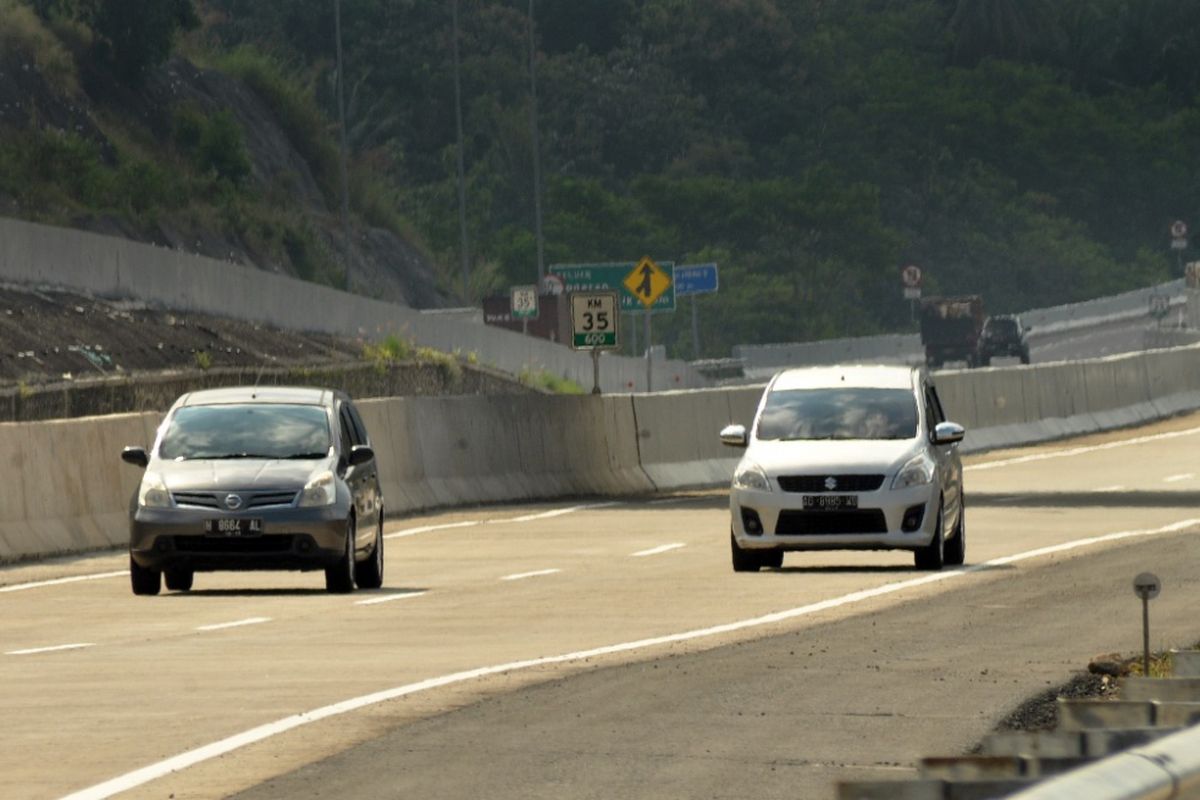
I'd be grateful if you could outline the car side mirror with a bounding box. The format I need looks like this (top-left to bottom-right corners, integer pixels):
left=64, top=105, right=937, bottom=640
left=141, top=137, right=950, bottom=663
left=720, top=424, right=748, bottom=448
left=348, top=444, right=375, bottom=467
left=931, top=421, right=965, bottom=446
left=121, top=446, right=149, bottom=468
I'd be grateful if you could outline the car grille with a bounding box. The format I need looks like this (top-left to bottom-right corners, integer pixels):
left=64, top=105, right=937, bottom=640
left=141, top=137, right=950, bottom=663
left=777, top=475, right=885, bottom=493
left=173, top=535, right=296, bottom=553
left=171, top=491, right=298, bottom=509
left=775, top=510, right=888, bottom=535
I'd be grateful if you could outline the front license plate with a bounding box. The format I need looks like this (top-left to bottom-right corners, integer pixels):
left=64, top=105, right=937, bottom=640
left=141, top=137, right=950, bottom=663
left=205, top=518, right=263, bottom=537
left=802, top=495, right=858, bottom=510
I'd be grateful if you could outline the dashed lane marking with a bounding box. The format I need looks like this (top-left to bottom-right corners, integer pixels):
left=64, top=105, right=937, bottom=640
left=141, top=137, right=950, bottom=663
left=632, top=543, right=686, bottom=557
left=6, top=643, right=95, bottom=656
left=0, top=572, right=127, bottom=593
left=195, top=617, right=271, bottom=632
left=354, top=591, right=428, bottom=606
left=500, top=569, right=561, bottom=582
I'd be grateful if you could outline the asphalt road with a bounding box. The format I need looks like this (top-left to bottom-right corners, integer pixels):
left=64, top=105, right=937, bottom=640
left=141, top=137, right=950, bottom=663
left=4, top=414, right=1200, bottom=800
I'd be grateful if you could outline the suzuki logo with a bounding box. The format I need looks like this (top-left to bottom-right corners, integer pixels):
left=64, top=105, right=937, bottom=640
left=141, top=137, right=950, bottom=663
left=824, top=477, right=837, bottom=491
left=224, top=494, right=244, bottom=510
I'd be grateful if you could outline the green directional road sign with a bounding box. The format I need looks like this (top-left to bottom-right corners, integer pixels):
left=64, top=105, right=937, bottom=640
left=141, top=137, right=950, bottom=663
left=550, top=262, right=675, bottom=312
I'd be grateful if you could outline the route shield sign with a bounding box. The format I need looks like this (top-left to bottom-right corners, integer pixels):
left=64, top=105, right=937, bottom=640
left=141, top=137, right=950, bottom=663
left=570, top=292, right=618, bottom=349
left=623, top=256, right=672, bottom=309
left=510, top=285, right=538, bottom=319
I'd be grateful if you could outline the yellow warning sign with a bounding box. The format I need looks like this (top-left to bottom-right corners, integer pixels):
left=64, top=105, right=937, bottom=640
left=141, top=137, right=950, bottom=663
left=622, top=256, right=672, bottom=309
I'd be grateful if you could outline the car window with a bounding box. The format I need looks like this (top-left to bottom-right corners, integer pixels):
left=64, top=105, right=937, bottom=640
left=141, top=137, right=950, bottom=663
left=924, top=385, right=946, bottom=427
left=345, top=403, right=370, bottom=446
left=159, top=404, right=331, bottom=460
left=756, top=388, right=918, bottom=441
left=338, top=406, right=358, bottom=453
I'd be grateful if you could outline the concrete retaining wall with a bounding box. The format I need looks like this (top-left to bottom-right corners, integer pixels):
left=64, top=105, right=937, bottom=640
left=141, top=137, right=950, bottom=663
left=0, top=216, right=697, bottom=394
left=3, top=345, right=1200, bottom=563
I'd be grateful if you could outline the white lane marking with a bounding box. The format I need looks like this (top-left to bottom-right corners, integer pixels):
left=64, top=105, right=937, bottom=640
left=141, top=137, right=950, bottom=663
left=63, top=517, right=1200, bottom=800
left=385, top=520, right=479, bottom=540
left=0, top=571, right=127, bottom=594
left=384, top=501, right=619, bottom=541
left=1165, top=473, right=1194, bottom=483
left=6, top=642, right=95, bottom=656
left=500, top=569, right=561, bottom=582
left=1097, top=485, right=1125, bottom=493
left=967, top=425, right=1200, bottom=472
left=195, top=617, right=271, bottom=632
left=632, top=543, right=686, bottom=558
left=491, top=502, right=620, bottom=524
left=355, top=591, right=428, bottom=606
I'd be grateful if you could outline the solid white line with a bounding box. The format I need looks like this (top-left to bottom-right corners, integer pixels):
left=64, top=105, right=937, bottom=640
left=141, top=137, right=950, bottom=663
left=632, top=543, right=686, bottom=558
left=1097, top=485, right=1125, bottom=493
left=384, top=502, right=619, bottom=541
left=0, top=571, right=127, bottom=594
left=493, top=502, right=619, bottom=524
left=967, top=425, right=1200, bottom=472
left=354, top=591, right=428, bottom=606
left=6, top=642, right=95, bottom=656
left=500, top=569, right=561, bottom=582
left=1165, top=473, right=1194, bottom=483
left=195, top=617, right=271, bottom=632
left=62, top=517, right=1200, bottom=800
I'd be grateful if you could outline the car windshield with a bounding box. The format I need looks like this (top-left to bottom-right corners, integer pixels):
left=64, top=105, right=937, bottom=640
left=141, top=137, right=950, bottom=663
left=159, top=404, right=332, bottom=460
left=986, top=318, right=1018, bottom=335
left=756, top=388, right=918, bottom=441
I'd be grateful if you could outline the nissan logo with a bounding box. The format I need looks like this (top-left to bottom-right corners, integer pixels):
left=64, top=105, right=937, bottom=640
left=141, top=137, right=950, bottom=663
left=824, top=477, right=838, bottom=491
left=224, top=494, right=244, bottom=510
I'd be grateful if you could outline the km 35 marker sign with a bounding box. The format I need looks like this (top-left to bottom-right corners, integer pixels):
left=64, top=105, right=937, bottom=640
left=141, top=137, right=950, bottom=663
left=570, top=292, right=619, bottom=349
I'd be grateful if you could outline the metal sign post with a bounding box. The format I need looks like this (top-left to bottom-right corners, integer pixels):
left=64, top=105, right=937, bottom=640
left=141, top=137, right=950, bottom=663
left=1133, top=572, right=1161, bottom=676
left=675, top=263, right=719, bottom=360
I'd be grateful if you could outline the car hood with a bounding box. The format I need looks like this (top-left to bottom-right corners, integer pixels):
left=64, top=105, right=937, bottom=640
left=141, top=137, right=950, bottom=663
left=745, top=438, right=920, bottom=475
left=151, top=458, right=331, bottom=491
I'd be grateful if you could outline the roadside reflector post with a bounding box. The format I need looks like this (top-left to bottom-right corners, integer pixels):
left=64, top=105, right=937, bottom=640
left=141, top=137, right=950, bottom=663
left=1132, top=572, right=1161, bottom=676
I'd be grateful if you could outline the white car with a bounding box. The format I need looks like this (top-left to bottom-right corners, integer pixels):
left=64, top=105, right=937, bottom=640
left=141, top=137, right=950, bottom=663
left=720, top=365, right=965, bottom=572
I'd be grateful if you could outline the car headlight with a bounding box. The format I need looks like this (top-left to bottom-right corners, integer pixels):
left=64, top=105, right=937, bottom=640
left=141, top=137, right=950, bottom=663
left=297, top=470, right=337, bottom=507
left=891, top=453, right=935, bottom=490
left=137, top=472, right=171, bottom=508
left=733, top=462, right=772, bottom=492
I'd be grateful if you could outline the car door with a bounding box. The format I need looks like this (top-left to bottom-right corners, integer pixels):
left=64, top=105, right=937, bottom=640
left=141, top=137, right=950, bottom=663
left=344, top=400, right=381, bottom=533
left=923, top=381, right=962, bottom=536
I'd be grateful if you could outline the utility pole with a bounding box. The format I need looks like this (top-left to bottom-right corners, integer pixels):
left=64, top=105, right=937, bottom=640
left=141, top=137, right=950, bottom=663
left=452, top=0, right=470, bottom=301
left=527, top=0, right=545, bottom=287
left=334, top=0, right=353, bottom=286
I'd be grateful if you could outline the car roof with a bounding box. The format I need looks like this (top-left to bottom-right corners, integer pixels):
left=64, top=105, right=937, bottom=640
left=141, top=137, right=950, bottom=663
left=770, top=365, right=919, bottom=392
left=177, top=386, right=339, bottom=407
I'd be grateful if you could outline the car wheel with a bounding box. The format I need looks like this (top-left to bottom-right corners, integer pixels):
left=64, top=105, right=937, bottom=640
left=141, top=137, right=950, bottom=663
left=325, top=516, right=357, bottom=594
left=130, top=555, right=161, bottom=596
left=355, top=515, right=385, bottom=590
left=730, top=532, right=761, bottom=573
left=164, top=569, right=194, bottom=592
left=760, top=549, right=784, bottom=569
left=944, top=495, right=966, bottom=567
left=1020, top=350, right=1031, bottom=364
left=914, top=500, right=945, bottom=571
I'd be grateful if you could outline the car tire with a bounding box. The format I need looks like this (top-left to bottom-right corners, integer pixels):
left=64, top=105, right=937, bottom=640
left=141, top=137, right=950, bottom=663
left=325, top=516, right=357, bottom=594
left=164, top=569, right=194, bottom=592
left=355, top=515, right=385, bottom=590
left=730, top=532, right=761, bottom=573
left=760, top=549, right=784, bottom=569
left=914, top=500, right=945, bottom=571
left=944, top=495, right=966, bottom=567
left=1020, top=350, right=1031, bottom=364
left=130, top=555, right=161, bottom=596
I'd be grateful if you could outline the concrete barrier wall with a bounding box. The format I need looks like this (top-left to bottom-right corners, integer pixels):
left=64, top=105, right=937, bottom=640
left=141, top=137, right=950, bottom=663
left=0, top=216, right=697, bottom=394
left=5, top=345, right=1200, bottom=563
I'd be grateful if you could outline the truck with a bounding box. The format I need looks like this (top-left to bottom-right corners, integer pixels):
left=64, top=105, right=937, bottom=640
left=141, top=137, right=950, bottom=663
left=919, top=295, right=984, bottom=368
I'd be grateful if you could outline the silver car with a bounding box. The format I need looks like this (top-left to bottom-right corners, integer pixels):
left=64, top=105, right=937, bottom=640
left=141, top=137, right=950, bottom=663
left=720, top=365, right=965, bottom=572
left=121, top=386, right=385, bottom=595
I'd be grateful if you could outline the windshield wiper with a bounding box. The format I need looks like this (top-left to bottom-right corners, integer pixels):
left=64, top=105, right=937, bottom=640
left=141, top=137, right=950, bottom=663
left=203, top=453, right=280, bottom=460
left=283, top=452, right=329, bottom=460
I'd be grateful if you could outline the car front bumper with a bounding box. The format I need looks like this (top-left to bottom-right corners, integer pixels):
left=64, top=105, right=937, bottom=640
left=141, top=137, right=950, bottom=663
left=130, top=505, right=350, bottom=572
left=729, top=483, right=939, bottom=551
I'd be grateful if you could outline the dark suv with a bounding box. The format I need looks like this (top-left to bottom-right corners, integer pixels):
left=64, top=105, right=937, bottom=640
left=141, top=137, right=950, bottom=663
left=120, top=386, right=384, bottom=595
left=977, top=315, right=1030, bottom=365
